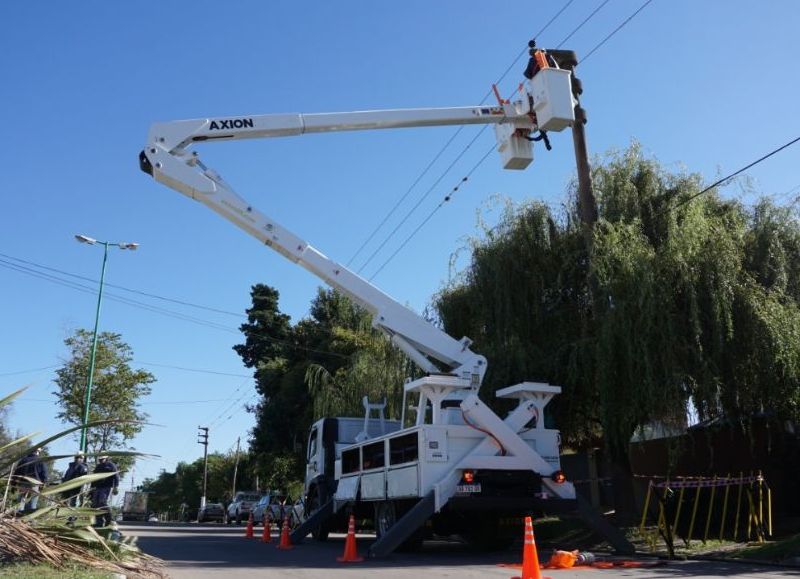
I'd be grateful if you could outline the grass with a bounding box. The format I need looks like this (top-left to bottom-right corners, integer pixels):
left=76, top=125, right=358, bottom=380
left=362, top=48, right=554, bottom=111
left=728, top=533, right=800, bottom=562
left=0, top=562, right=112, bottom=578
left=533, top=516, right=798, bottom=562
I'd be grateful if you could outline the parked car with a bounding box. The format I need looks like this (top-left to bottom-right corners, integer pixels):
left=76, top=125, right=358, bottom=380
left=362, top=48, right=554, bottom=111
left=269, top=497, right=305, bottom=526
left=197, top=502, right=225, bottom=523
left=252, top=492, right=304, bottom=526
left=226, top=491, right=262, bottom=524
left=251, top=494, right=274, bottom=525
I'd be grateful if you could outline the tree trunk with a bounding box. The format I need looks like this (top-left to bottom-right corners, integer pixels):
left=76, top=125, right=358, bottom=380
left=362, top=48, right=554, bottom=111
left=609, top=449, right=638, bottom=526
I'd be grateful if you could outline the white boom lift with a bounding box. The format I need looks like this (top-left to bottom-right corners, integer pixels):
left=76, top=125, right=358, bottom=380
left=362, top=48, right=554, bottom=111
left=140, top=54, right=631, bottom=556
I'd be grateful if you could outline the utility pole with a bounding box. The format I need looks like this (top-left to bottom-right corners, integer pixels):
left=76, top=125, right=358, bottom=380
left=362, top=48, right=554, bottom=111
left=231, top=437, right=241, bottom=499
left=197, top=426, right=209, bottom=511
left=547, top=49, right=598, bottom=233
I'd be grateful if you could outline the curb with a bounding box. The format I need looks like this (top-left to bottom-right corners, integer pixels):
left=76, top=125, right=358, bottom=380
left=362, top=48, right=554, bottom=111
left=690, top=554, right=800, bottom=569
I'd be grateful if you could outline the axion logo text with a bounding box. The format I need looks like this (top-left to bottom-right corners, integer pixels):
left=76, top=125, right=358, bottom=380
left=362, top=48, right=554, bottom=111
left=209, top=118, right=254, bottom=130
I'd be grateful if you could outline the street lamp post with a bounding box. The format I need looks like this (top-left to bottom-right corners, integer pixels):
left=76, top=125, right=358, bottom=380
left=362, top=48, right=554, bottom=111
left=75, top=234, right=139, bottom=453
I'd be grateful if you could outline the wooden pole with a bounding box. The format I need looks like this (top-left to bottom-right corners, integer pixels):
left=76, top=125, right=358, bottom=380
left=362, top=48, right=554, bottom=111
left=231, top=436, right=241, bottom=499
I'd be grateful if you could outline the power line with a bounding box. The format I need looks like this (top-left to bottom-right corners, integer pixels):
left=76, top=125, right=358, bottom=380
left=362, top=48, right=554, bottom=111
left=356, top=125, right=491, bottom=273
left=200, top=378, right=251, bottom=427
left=0, top=257, right=239, bottom=333
left=135, top=361, right=251, bottom=378
left=350, top=1, right=576, bottom=272
left=0, top=251, right=244, bottom=318
left=555, top=0, right=611, bottom=48
left=0, top=364, right=59, bottom=377
left=17, top=397, right=229, bottom=405
left=369, top=144, right=496, bottom=281
left=660, top=136, right=800, bottom=215
left=581, top=0, right=654, bottom=63
left=0, top=249, right=373, bottom=351
left=0, top=256, right=351, bottom=360
left=365, top=0, right=656, bottom=277
left=346, top=129, right=466, bottom=268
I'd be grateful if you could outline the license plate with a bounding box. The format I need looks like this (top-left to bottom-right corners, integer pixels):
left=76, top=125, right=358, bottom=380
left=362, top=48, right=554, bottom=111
left=455, top=484, right=482, bottom=494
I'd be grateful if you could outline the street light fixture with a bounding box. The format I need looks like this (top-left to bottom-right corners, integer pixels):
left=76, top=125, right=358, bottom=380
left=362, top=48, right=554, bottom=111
left=74, top=234, right=139, bottom=453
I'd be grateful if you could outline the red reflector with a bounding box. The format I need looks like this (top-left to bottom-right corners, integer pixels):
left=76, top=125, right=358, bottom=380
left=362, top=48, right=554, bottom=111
left=463, top=470, right=475, bottom=484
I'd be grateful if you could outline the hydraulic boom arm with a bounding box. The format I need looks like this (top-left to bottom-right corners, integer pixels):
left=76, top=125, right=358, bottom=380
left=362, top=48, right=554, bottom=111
left=139, top=69, right=575, bottom=387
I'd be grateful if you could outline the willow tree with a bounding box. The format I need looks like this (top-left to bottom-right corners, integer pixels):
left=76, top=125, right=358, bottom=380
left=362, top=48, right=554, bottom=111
left=236, top=284, right=417, bottom=481
left=304, top=290, right=419, bottom=422
left=435, top=143, right=800, bottom=521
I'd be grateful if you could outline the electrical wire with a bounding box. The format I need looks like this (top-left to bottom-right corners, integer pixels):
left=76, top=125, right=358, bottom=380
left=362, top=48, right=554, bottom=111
left=357, top=126, right=491, bottom=273
left=16, top=397, right=229, bottom=405
left=555, top=0, right=611, bottom=49
left=659, top=136, right=800, bottom=216
left=0, top=251, right=244, bottom=318
left=581, top=0, right=654, bottom=63
left=135, top=361, right=251, bottom=378
left=201, top=378, right=252, bottom=427
left=0, top=364, right=59, bottom=377
left=368, top=144, right=496, bottom=281
left=347, top=129, right=466, bottom=268
left=0, top=257, right=238, bottom=333
left=0, top=248, right=374, bottom=349
left=0, top=256, right=351, bottom=360
left=365, top=0, right=656, bottom=277
left=349, top=1, right=576, bottom=272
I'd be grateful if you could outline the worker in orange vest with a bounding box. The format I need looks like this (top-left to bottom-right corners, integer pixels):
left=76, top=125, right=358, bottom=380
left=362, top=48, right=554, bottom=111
left=523, top=40, right=550, bottom=80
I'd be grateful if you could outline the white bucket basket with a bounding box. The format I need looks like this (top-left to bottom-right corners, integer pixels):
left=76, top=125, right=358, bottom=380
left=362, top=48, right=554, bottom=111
left=530, top=68, right=575, bottom=132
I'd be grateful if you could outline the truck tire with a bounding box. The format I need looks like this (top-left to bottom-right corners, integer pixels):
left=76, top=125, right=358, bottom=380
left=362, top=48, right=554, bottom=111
left=374, top=500, right=424, bottom=552
left=307, top=486, right=330, bottom=542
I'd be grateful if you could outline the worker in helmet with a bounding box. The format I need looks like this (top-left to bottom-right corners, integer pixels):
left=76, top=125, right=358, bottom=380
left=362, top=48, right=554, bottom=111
left=523, top=40, right=550, bottom=80
left=62, top=451, right=88, bottom=506
left=90, top=455, right=120, bottom=527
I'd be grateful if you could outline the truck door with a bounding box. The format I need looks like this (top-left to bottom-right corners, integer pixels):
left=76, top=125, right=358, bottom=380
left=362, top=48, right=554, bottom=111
left=305, top=423, right=322, bottom=488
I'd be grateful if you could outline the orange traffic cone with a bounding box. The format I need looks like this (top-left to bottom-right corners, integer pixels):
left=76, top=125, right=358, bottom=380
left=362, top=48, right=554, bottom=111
left=511, top=516, right=549, bottom=579
left=336, top=514, right=364, bottom=563
left=245, top=512, right=254, bottom=539
left=261, top=516, right=272, bottom=543
left=276, top=516, right=293, bottom=550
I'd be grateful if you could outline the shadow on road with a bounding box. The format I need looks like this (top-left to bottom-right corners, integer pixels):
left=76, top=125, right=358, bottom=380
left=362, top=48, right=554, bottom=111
left=122, top=522, right=791, bottom=577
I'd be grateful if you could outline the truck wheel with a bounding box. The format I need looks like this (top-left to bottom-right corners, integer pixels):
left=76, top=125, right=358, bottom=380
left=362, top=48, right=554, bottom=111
left=374, top=501, right=424, bottom=552
left=308, top=487, right=330, bottom=542
left=374, top=501, right=396, bottom=538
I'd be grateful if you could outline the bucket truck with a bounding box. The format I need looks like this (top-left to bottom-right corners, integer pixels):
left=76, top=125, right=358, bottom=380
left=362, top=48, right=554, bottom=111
left=140, top=52, right=632, bottom=556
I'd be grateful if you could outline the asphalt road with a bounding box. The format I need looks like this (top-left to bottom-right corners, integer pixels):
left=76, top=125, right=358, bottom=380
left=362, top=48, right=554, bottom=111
left=124, top=522, right=797, bottom=579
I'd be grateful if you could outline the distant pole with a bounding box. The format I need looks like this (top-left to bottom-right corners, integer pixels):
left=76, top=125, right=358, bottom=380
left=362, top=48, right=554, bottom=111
left=198, top=426, right=209, bottom=510
left=231, top=437, right=241, bottom=498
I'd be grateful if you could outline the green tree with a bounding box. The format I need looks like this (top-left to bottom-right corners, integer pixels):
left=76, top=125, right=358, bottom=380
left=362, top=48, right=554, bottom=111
left=235, top=284, right=418, bottom=487
left=53, top=329, right=155, bottom=472
left=435, top=144, right=800, bottom=521
left=141, top=450, right=261, bottom=515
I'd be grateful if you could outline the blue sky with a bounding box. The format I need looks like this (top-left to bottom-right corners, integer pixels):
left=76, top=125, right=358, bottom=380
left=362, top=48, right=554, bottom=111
left=2, top=1, right=799, bottom=491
